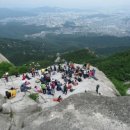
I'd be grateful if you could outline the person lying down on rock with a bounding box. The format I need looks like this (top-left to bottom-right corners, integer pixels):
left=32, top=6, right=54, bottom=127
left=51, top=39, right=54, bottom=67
left=5, top=87, right=17, bottom=99
left=53, top=95, right=63, bottom=102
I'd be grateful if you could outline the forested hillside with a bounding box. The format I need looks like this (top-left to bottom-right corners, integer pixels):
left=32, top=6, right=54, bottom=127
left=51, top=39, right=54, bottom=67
left=61, top=49, right=97, bottom=63
left=61, top=49, right=130, bottom=95
left=0, top=38, right=56, bottom=65
left=0, top=35, right=130, bottom=65
left=95, top=50, right=130, bottom=95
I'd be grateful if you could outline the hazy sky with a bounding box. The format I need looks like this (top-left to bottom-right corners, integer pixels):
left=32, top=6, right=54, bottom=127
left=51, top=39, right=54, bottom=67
left=0, top=0, right=130, bottom=9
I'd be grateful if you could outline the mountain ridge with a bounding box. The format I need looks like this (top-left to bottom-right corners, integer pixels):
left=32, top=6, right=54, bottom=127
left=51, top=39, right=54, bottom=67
left=0, top=53, right=10, bottom=63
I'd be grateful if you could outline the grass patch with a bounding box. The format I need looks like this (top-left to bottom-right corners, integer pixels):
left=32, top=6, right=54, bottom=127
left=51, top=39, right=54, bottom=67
left=111, top=78, right=129, bottom=96
left=29, top=93, right=39, bottom=101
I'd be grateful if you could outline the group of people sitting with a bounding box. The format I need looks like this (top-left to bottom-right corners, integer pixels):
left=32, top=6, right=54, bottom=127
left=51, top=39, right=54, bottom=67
left=5, top=62, right=97, bottom=102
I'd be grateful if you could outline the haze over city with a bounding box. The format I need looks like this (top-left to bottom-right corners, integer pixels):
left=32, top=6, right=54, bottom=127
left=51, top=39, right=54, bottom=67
left=0, top=0, right=130, bottom=9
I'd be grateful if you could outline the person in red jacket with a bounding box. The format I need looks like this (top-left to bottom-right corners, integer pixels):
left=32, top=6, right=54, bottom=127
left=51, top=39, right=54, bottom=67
left=22, top=73, right=26, bottom=80
left=53, top=95, right=62, bottom=102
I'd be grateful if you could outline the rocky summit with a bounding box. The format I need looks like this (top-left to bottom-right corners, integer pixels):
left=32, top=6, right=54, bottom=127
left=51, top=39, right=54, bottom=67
left=0, top=64, right=129, bottom=130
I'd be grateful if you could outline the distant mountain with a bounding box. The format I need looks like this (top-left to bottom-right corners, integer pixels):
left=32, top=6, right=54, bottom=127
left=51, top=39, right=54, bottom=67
left=0, top=8, right=36, bottom=19
left=0, top=7, right=81, bottom=19
left=34, top=6, right=84, bottom=13
left=34, top=6, right=68, bottom=13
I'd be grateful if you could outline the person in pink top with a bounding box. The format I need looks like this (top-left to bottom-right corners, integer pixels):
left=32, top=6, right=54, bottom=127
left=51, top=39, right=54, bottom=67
left=34, top=86, right=42, bottom=93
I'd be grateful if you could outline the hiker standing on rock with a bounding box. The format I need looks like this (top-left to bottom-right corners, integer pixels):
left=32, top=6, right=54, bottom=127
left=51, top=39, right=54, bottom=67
left=96, top=84, right=100, bottom=94
left=63, top=83, right=67, bottom=95
left=31, top=67, right=35, bottom=77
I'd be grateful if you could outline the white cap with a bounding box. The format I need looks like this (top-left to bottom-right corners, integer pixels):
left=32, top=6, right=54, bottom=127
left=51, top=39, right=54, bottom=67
left=6, top=72, right=9, bottom=75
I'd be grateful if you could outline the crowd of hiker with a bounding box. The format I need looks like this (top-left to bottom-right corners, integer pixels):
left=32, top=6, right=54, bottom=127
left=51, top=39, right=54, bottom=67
left=4, top=62, right=99, bottom=101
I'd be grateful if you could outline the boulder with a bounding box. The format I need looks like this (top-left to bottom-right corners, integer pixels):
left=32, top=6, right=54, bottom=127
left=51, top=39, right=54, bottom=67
left=22, top=92, right=130, bottom=130
left=0, top=114, right=11, bottom=130
left=0, top=94, right=6, bottom=111
left=127, top=88, right=130, bottom=95
left=1, top=95, right=41, bottom=129
left=10, top=96, right=41, bottom=128
left=2, top=102, right=11, bottom=114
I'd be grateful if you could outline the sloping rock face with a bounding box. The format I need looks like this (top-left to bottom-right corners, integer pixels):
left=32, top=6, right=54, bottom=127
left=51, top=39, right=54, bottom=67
left=0, top=53, right=10, bottom=63
left=0, top=92, right=130, bottom=130
left=22, top=93, right=130, bottom=130
left=0, top=95, right=41, bottom=130
left=0, top=94, right=10, bottom=130
left=0, top=94, right=5, bottom=111
left=0, top=114, right=11, bottom=130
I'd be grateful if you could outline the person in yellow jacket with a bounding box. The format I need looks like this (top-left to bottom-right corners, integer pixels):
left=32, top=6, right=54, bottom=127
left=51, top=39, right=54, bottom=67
left=9, top=88, right=16, bottom=97
left=6, top=88, right=16, bottom=99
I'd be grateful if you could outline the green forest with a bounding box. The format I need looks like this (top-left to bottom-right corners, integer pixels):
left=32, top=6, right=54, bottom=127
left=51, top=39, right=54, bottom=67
left=1, top=35, right=130, bottom=65
left=95, top=50, right=130, bottom=96
left=61, top=49, right=130, bottom=96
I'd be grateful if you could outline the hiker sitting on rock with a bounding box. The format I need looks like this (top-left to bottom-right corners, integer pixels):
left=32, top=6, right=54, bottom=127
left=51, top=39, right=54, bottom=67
left=75, top=76, right=82, bottom=82
left=67, top=83, right=75, bottom=92
left=67, top=83, right=72, bottom=90
left=22, top=73, right=26, bottom=80
left=45, top=71, right=51, bottom=82
left=63, top=83, right=67, bottom=95
left=5, top=87, right=16, bottom=99
left=26, top=73, right=31, bottom=80
left=56, top=81, right=63, bottom=91
left=41, top=83, right=46, bottom=94
left=46, top=84, right=54, bottom=96
left=35, top=68, right=40, bottom=76
left=78, top=70, right=83, bottom=77
left=31, top=67, right=35, bottom=77
left=40, top=75, right=45, bottom=84
left=34, top=86, right=42, bottom=93
left=72, top=79, right=78, bottom=86
left=83, top=69, right=87, bottom=79
left=89, top=70, right=92, bottom=77
left=20, top=81, right=31, bottom=92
